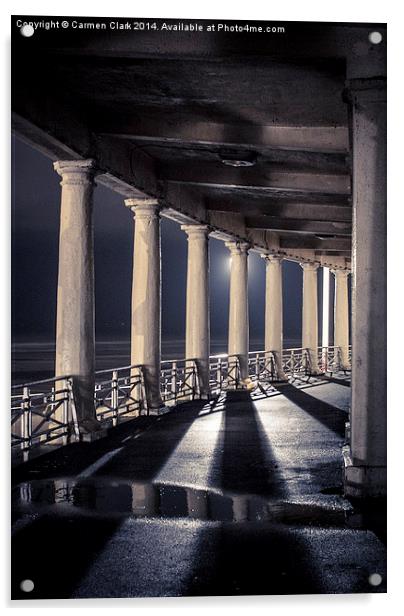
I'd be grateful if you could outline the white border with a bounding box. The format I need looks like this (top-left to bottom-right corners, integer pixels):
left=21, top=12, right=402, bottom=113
left=2, top=1, right=401, bottom=614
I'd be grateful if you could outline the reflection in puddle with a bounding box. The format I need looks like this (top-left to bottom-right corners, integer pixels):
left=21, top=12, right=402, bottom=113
left=13, top=478, right=355, bottom=527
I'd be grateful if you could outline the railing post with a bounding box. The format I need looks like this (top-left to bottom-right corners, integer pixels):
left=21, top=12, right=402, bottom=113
left=111, top=370, right=119, bottom=427
left=171, top=362, right=177, bottom=402
left=291, top=350, right=295, bottom=377
left=321, top=346, right=328, bottom=372
left=270, top=352, right=276, bottom=380
left=67, top=378, right=81, bottom=440
left=216, top=358, right=221, bottom=391
left=49, top=385, right=57, bottom=444
left=255, top=353, right=260, bottom=379
left=62, top=383, right=70, bottom=445
left=138, top=367, right=148, bottom=416
left=304, top=348, right=311, bottom=376
left=192, top=362, right=197, bottom=400
left=22, top=386, right=31, bottom=461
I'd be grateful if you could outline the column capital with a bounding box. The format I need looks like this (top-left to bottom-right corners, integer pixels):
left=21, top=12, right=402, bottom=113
left=53, top=159, right=97, bottom=185
left=181, top=224, right=210, bottom=239
left=261, top=253, right=283, bottom=265
left=125, top=198, right=160, bottom=219
left=225, top=240, right=250, bottom=255
left=300, top=261, right=319, bottom=271
left=331, top=268, right=350, bottom=278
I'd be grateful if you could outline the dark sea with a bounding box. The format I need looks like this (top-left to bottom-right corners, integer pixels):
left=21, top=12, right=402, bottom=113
left=11, top=338, right=301, bottom=386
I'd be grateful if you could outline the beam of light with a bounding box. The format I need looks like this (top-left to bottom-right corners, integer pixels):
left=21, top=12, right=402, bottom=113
left=322, top=267, right=330, bottom=349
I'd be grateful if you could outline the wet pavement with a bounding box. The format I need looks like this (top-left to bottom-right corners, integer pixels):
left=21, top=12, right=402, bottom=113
left=11, top=376, right=387, bottom=599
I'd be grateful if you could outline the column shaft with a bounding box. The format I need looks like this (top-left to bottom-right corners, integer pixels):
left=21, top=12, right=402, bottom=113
left=263, top=255, right=286, bottom=379
left=345, top=79, right=386, bottom=497
left=227, top=242, right=249, bottom=381
left=301, top=262, right=320, bottom=374
left=54, top=159, right=99, bottom=432
left=126, top=199, right=162, bottom=411
left=182, top=225, right=210, bottom=396
left=332, top=270, right=350, bottom=369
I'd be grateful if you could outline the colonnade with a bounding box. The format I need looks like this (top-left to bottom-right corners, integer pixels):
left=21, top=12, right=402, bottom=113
left=52, top=76, right=386, bottom=499
left=52, top=166, right=351, bottom=419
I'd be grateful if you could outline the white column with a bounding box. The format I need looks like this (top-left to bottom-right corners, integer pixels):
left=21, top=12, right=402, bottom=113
left=53, top=160, right=100, bottom=434
left=125, top=198, right=163, bottom=411
left=182, top=225, right=210, bottom=397
left=322, top=267, right=330, bottom=349
left=300, top=262, right=321, bottom=374
left=332, top=269, right=350, bottom=370
left=226, top=241, right=249, bottom=381
left=263, top=254, right=286, bottom=379
left=344, top=78, right=386, bottom=498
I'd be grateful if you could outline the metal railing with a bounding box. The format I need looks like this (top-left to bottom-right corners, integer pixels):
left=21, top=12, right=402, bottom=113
left=318, top=346, right=340, bottom=373
left=94, top=364, right=148, bottom=425
left=282, top=347, right=311, bottom=377
left=247, top=350, right=278, bottom=382
left=318, top=345, right=351, bottom=373
left=11, top=345, right=351, bottom=458
left=160, top=358, right=200, bottom=404
left=208, top=353, right=243, bottom=392
left=11, top=375, right=80, bottom=460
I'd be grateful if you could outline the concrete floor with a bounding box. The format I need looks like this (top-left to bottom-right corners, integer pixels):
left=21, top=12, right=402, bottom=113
left=11, top=377, right=386, bottom=599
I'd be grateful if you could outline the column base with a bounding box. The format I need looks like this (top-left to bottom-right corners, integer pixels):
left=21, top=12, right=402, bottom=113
left=342, top=445, right=387, bottom=498
left=148, top=404, right=171, bottom=416
left=274, top=371, right=289, bottom=382
left=78, top=417, right=108, bottom=442
left=308, top=368, right=323, bottom=377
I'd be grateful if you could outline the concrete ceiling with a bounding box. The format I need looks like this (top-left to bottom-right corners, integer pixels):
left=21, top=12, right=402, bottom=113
left=11, top=19, right=387, bottom=266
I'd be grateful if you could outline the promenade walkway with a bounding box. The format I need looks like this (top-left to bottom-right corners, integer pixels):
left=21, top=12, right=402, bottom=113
left=12, top=377, right=386, bottom=599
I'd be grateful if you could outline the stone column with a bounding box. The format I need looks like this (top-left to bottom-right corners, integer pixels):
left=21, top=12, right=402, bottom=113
left=53, top=160, right=100, bottom=435
left=300, top=262, right=321, bottom=374
left=332, top=269, right=350, bottom=370
left=263, top=254, right=287, bottom=380
left=226, top=241, right=249, bottom=382
left=125, top=198, right=163, bottom=412
left=343, top=78, right=386, bottom=498
left=182, top=225, right=210, bottom=397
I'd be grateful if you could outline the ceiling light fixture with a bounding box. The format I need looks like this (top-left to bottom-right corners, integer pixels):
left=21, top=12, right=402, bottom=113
left=219, top=151, right=257, bottom=168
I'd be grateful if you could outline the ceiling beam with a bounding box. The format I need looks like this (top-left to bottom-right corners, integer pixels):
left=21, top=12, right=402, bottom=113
left=208, top=201, right=352, bottom=222
left=315, top=250, right=352, bottom=256
left=246, top=217, right=351, bottom=236
left=280, top=236, right=351, bottom=250
left=99, top=121, right=349, bottom=153
left=162, top=165, right=350, bottom=194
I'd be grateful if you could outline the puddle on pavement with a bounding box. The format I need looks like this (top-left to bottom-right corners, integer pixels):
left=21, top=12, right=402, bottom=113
left=12, top=477, right=359, bottom=527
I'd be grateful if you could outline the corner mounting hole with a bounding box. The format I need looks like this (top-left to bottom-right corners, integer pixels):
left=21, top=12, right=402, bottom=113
left=369, top=31, right=382, bottom=44
left=368, top=573, right=382, bottom=586
left=20, top=24, right=34, bottom=37
left=20, top=579, right=34, bottom=592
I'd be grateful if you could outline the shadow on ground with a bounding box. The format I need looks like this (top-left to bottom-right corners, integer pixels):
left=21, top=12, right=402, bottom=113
left=274, top=382, right=348, bottom=437
left=11, top=386, right=386, bottom=599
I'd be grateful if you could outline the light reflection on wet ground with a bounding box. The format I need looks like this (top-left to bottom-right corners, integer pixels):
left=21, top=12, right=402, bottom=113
left=13, top=477, right=359, bottom=528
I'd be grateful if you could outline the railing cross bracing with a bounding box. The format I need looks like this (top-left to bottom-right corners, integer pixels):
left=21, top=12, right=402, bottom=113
left=11, top=345, right=351, bottom=457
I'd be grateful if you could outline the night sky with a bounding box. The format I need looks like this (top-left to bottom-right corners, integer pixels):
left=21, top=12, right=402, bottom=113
left=12, top=135, right=312, bottom=354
